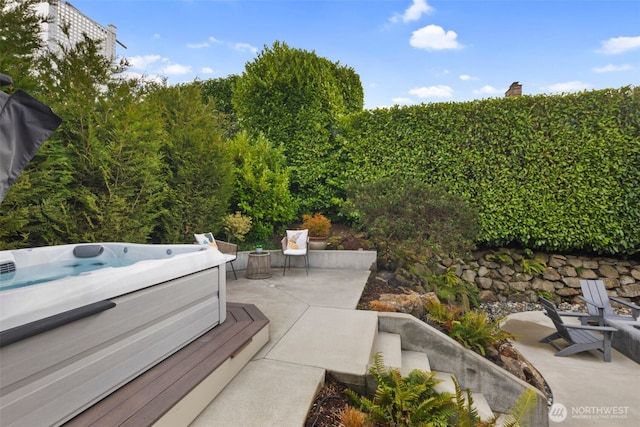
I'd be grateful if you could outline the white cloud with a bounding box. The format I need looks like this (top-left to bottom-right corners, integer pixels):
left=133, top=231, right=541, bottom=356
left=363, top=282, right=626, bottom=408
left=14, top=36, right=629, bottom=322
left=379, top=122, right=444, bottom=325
left=118, top=70, right=165, bottom=85
left=598, top=36, right=640, bottom=54
left=153, top=34, right=160, bottom=40
left=392, top=97, right=412, bottom=104
left=187, top=42, right=209, bottom=49
left=209, top=37, right=223, bottom=44
left=593, top=63, right=633, bottom=73
left=233, top=42, right=258, bottom=54
left=472, top=85, right=502, bottom=95
left=460, top=74, right=478, bottom=81
left=390, top=0, right=433, bottom=23
left=410, top=25, right=462, bottom=50
left=127, top=55, right=162, bottom=70
left=368, top=82, right=378, bottom=88
left=201, top=67, right=214, bottom=74
left=543, top=81, right=592, bottom=93
left=409, top=85, right=453, bottom=98
left=160, top=63, right=192, bottom=75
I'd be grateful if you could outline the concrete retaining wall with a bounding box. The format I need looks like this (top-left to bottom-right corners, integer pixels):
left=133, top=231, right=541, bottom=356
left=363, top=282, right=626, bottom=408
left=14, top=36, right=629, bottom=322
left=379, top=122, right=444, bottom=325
left=378, top=312, right=549, bottom=426
left=234, top=250, right=377, bottom=272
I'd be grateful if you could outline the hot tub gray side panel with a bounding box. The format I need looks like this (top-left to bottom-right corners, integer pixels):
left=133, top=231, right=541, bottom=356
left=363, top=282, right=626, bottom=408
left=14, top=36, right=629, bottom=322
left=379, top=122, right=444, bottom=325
left=0, top=267, right=222, bottom=427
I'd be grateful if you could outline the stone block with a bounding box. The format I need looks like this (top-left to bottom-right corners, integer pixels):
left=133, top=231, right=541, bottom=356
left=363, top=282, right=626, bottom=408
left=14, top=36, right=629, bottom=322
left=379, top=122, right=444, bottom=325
left=556, top=287, right=580, bottom=297
left=462, top=269, right=477, bottom=283
left=513, top=272, right=533, bottom=282
left=548, top=256, right=566, bottom=268
left=566, top=257, right=583, bottom=268
left=476, top=277, right=493, bottom=289
left=615, top=265, right=629, bottom=274
left=598, top=264, right=619, bottom=278
left=479, top=290, right=498, bottom=303
left=618, top=283, right=640, bottom=298
left=578, top=269, right=598, bottom=279
left=477, top=266, right=489, bottom=277
left=507, top=293, right=529, bottom=303
left=531, top=278, right=555, bottom=293
left=487, top=269, right=502, bottom=280
left=509, top=281, right=529, bottom=292
left=562, top=277, right=581, bottom=288
left=479, top=259, right=500, bottom=269
left=582, top=260, right=599, bottom=269
left=493, top=280, right=507, bottom=291
left=542, top=267, right=561, bottom=281
left=631, top=269, right=640, bottom=280
left=498, top=265, right=515, bottom=277
left=557, top=265, right=577, bottom=277
left=620, top=275, right=635, bottom=286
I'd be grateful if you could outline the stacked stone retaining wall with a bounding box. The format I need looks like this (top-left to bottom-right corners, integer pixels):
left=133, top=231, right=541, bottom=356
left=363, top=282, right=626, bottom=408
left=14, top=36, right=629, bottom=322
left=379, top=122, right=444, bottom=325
left=446, top=250, right=640, bottom=304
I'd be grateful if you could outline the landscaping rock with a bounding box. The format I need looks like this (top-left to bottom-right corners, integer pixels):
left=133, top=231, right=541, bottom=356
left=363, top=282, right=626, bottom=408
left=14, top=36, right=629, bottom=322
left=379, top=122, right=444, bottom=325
left=557, top=265, right=577, bottom=277
left=619, top=283, right=640, bottom=298
left=378, top=291, right=439, bottom=318
left=578, top=269, right=598, bottom=279
left=542, top=267, right=561, bottom=281
left=598, top=264, right=619, bottom=278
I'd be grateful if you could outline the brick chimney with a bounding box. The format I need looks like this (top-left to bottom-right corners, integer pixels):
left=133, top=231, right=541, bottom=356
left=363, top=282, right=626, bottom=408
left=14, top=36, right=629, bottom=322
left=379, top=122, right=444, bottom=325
left=505, top=82, right=522, bottom=97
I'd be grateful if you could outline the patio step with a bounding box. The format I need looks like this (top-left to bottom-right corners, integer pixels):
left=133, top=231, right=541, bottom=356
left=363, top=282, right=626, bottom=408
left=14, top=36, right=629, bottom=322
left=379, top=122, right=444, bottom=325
left=368, top=328, right=498, bottom=422
left=371, top=331, right=402, bottom=368
left=469, top=391, right=494, bottom=421
left=400, top=350, right=431, bottom=376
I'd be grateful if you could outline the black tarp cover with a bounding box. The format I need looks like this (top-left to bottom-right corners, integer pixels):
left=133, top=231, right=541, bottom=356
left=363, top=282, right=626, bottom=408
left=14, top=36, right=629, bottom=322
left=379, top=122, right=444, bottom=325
left=0, top=73, right=62, bottom=203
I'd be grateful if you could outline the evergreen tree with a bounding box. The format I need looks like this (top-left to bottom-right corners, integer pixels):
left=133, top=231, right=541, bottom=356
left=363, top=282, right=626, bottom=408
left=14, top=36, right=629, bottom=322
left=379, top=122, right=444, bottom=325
left=233, top=41, right=363, bottom=214
left=149, top=82, right=234, bottom=243
left=227, top=131, right=297, bottom=241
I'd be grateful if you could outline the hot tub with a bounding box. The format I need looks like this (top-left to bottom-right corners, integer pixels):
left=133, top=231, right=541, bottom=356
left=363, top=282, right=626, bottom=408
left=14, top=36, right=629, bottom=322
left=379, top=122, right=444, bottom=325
left=0, top=243, right=228, bottom=427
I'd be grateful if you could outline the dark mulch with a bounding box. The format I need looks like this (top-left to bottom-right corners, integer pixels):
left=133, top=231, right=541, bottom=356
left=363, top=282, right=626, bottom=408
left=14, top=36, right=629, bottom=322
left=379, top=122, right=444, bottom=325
left=304, top=373, right=350, bottom=427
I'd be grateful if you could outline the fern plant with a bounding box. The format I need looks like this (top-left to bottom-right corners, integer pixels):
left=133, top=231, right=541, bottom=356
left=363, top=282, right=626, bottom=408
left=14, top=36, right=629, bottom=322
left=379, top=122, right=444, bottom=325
left=346, top=353, right=456, bottom=426
left=425, top=301, right=515, bottom=357
left=450, top=377, right=536, bottom=427
left=449, top=311, right=515, bottom=357
left=486, top=249, right=514, bottom=265
left=501, top=387, right=537, bottom=427
left=520, top=257, right=546, bottom=275
left=427, top=268, right=480, bottom=309
left=346, top=354, right=537, bottom=427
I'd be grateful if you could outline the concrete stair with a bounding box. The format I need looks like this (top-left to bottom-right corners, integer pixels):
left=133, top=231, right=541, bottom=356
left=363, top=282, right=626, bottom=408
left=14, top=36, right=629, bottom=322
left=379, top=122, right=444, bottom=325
left=368, top=329, right=497, bottom=422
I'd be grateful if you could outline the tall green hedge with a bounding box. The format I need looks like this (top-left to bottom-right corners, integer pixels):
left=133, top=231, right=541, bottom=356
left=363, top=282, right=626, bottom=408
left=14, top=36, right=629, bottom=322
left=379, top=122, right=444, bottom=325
left=233, top=41, right=364, bottom=214
left=337, top=87, right=640, bottom=255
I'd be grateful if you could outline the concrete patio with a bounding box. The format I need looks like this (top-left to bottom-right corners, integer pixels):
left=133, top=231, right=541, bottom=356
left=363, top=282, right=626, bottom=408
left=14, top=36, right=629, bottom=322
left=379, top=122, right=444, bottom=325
left=190, top=256, right=640, bottom=426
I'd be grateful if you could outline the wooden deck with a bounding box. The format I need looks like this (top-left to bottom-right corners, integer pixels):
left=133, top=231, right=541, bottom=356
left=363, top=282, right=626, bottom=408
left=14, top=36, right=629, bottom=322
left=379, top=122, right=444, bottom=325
left=64, top=302, right=269, bottom=427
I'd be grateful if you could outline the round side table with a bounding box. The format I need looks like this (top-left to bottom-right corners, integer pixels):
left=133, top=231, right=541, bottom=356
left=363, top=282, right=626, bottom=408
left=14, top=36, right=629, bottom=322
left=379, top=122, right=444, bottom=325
left=246, top=251, right=272, bottom=279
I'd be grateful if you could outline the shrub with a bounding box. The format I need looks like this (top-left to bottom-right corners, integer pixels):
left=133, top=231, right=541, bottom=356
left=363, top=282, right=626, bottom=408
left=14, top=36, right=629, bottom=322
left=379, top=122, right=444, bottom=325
left=346, top=177, right=480, bottom=261
left=301, top=212, right=331, bottom=238
left=425, top=300, right=515, bottom=357
left=223, top=211, right=252, bottom=242
left=227, top=131, right=297, bottom=242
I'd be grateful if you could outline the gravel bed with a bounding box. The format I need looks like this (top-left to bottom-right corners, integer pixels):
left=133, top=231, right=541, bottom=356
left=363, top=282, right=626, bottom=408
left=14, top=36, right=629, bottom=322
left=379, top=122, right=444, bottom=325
left=480, top=300, right=635, bottom=322
left=479, top=301, right=586, bottom=322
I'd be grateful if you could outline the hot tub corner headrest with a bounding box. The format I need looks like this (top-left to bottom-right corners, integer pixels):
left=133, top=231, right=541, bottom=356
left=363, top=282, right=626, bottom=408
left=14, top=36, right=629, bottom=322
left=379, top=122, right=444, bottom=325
left=73, top=244, right=105, bottom=258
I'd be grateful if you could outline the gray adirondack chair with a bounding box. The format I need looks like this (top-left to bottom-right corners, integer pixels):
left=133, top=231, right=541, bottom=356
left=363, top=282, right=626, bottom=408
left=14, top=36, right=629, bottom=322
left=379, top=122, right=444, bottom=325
left=579, top=280, right=640, bottom=326
left=539, top=297, right=617, bottom=362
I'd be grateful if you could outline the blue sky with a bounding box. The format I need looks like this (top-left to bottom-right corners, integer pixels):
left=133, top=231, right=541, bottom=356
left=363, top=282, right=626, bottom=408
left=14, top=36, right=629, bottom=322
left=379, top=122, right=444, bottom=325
left=71, top=0, right=640, bottom=110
